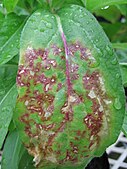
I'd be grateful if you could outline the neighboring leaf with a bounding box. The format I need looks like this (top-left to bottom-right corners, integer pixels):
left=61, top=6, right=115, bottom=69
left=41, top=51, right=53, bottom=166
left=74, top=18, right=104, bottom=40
left=0, top=64, right=18, bottom=101
left=112, top=43, right=127, bottom=49
left=0, top=63, right=18, bottom=149
left=0, top=84, right=17, bottom=149
left=7, top=55, right=19, bottom=65
left=116, top=4, right=127, bottom=16
left=0, top=13, right=26, bottom=65
left=80, top=0, right=86, bottom=6
left=1, top=130, right=35, bottom=169
left=14, top=5, right=125, bottom=169
left=95, top=6, right=121, bottom=23
left=86, top=0, right=127, bottom=11
left=18, top=147, right=35, bottom=169
left=122, top=111, right=127, bottom=137
left=1, top=130, right=24, bottom=169
left=101, top=22, right=127, bottom=42
left=51, top=0, right=85, bottom=10
left=3, top=0, right=19, bottom=13
left=116, top=49, right=127, bottom=87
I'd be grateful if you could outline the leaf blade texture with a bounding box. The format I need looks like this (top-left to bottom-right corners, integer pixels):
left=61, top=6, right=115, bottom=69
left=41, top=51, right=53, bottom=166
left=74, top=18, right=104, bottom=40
left=14, top=5, right=125, bottom=168
left=0, top=64, right=18, bottom=149
left=0, top=13, right=26, bottom=65
left=86, top=0, right=127, bottom=11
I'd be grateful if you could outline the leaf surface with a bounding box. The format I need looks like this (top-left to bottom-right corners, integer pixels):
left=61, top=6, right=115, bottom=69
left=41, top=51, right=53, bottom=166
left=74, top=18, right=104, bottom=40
left=116, top=49, right=127, bottom=87
left=0, top=13, right=25, bottom=65
left=0, top=64, right=18, bottom=149
left=4, top=0, right=19, bottom=13
left=1, top=130, right=24, bottom=169
left=1, top=130, right=35, bottom=169
left=14, top=5, right=125, bottom=168
left=122, top=111, right=127, bottom=137
left=86, top=0, right=127, bottom=11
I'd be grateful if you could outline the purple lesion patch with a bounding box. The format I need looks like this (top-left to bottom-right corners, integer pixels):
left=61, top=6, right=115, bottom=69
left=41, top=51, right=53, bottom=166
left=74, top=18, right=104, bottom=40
left=16, top=41, right=112, bottom=166
left=83, top=70, right=112, bottom=150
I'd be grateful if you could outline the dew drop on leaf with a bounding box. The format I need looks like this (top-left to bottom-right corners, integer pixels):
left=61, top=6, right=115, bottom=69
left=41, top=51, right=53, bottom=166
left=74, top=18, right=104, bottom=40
left=46, top=23, right=53, bottom=29
left=0, top=90, right=5, bottom=95
left=106, top=45, right=113, bottom=55
left=116, top=73, right=120, bottom=79
left=114, top=98, right=122, bottom=110
left=111, top=57, right=117, bottom=65
left=40, top=28, right=45, bottom=32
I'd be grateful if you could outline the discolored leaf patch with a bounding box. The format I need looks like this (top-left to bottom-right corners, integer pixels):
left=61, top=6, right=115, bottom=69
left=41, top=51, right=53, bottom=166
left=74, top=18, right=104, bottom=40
left=14, top=5, right=125, bottom=169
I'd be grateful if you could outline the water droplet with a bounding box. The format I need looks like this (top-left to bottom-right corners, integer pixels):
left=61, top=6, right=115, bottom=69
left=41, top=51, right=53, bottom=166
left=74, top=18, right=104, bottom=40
left=7, top=55, right=11, bottom=58
left=88, top=60, right=100, bottom=68
left=46, top=23, right=52, bottom=29
left=111, top=57, right=117, bottom=65
left=101, top=6, right=109, bottom=10
left=29, top=18, right=36, bottom=23
left=0, top=90, right=5, bottom=95
left=45, top=15, right=49, bottom=18
left=40, top=28, right=45, bottom=32
left=106, top=45, right=113, bottom=55
left=35, top=12, right=41, bottom=16
left=11, top=44, right=14, bottom=47
left=114, top=98, right=122, bottom=110
left=116, top=73, right=120, bottom=79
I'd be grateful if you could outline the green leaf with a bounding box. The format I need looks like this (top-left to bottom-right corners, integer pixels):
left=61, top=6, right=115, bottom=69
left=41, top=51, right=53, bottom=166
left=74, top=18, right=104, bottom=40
left=0, top=63, right=18, bottom=149
left=112, top=43, right=127, bottom=49
left=1, top=130, right=24, bottom=169
left=0, top=64, right=18, bottom=101
left=0, top=13, right=26, bottom=65
left=116, top=4, right=127, bottom=16
left=101, top=22, right=127, bottom=43
left=95, top=6, right=121, bottom=23
left=116, top=49, right=127, bottom=87
left=51, top=0, right=85, bottom=10
left=86, top=0, right=127, bottom=11
left=18, top=147, right=35, bottom=169
left=122, top=111, right=127, bottom=137
left=14, top=5, right=125, bottom=168
left=1, top=130, right=35, bottom=169
left=4, top=0, right=19, bottom=13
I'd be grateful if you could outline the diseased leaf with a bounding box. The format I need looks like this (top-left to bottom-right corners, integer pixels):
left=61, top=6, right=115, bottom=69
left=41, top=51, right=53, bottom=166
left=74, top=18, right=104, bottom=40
left=86, top=0, right=127, bottom=11
left=4, top=0, right=19, bottom=13
left=0, top=64, right=18, bottom=149
left=14, top=5, right=125, bottom=168
left=0, top=13, right=26, bottom=65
